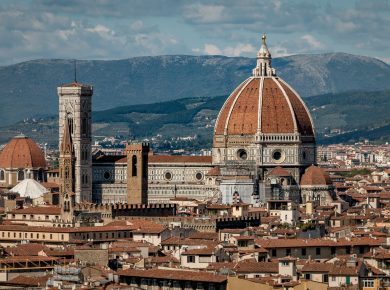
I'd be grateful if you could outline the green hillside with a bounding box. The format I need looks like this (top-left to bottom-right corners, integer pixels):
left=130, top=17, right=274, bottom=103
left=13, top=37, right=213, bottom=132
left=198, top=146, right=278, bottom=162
left=1, top=90, right=390, bottom=149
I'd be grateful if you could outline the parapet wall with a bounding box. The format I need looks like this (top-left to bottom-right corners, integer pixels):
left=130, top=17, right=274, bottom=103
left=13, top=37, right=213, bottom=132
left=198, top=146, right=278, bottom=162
left=117, top=215, right=261, bottom=233
left=74, top=203, right=177, bottom=217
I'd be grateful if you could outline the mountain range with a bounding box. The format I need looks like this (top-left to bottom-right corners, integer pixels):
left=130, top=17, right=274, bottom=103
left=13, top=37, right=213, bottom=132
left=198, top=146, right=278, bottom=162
left=0, top=52, right=389, bottom=126
left=1, top=90, right=389, bottom=148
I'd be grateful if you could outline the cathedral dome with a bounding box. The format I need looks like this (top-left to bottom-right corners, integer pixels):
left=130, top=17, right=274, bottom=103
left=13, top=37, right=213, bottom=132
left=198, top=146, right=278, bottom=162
left=214, top=35, right=314, bottom=138
left=0, top=135, right=46, bottom=169
left=301, top=165, right=332, bottom=186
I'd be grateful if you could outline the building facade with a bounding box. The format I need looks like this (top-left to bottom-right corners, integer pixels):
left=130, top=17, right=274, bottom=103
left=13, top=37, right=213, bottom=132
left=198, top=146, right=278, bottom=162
left=92, top=153, right=216, bottom=204
left=90, top=35, right=323, bottom=205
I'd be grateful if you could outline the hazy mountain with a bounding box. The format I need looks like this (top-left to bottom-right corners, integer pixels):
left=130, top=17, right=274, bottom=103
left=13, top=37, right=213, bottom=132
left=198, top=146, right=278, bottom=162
left=0, top=53, right=389, bottom=126
left=1, top=90, right=389, bottom=147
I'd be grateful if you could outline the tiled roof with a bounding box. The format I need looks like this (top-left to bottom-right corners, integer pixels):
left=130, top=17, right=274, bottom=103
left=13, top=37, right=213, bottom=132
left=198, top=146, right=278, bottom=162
left=255, top=237, right=384, bottom=248
left=117, top=268, right=227, bottom=283
left=4, top=243, right=48, bottom=256
left=149, top=155, right=212, bottom=164
left=268, top=166, right=291, bottom=177
left=98, top=154, right=213, bottom=164
left=301, top=165, right=332, bottom=186
left=6, top=275, right=51, bottom=287
left=9, top=206, right=61, bottom=215
left=0, top=223, right=137, bottom=233
left=207, top=261, right=278, bottom=274
left=206, top=166, right=221, bottom=176
left=301, top=262, right=333, bottom=272
left=0, top=136, right=46, bottom=169
left=181, top=247, right=215, bottom=255
left=188, top=232, right=218, bottom=240
left=214, top=77, right=314, bottom=136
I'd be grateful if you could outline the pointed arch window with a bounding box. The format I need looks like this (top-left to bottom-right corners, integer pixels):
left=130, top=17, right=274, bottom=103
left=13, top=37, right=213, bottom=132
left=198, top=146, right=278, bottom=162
left=0, top=169, right=4, bottom=181
left=132, top=155, right=137, bottom=177
left=65, top=167, right=69, bottom=179
left=17, top=170, right=25, bottom=181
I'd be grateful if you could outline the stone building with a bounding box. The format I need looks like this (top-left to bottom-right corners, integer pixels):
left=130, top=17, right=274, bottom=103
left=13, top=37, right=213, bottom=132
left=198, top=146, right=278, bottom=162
left=58, top=81, right=93, bottom=203
left=0, top=135, right=47, bottom=189
left=92, top=152, right=216, bottom=204
left=91, top=35, right=319, bottom=205
left=212, top=35, right=316, bottom=204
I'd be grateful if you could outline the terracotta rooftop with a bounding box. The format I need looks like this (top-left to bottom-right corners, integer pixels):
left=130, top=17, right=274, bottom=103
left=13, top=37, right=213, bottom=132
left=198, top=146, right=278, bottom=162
left=118, top=268, right=227, bottom=283
left=9, top=206, right=61, bottom=215
left=0, top=135, right=46, bottom=169
left=301, top=165, right=332, bottom=186
left=181, top=247, right=215, bottom=255
left=149, top=155, right=212, bottom=164
left=255, top=237, right=384, bottom=248
left=214, top=77, right=314, bottom=136
left=206, top=166, right=221, bottom=176
left=268, top=166, right=291, bottom=177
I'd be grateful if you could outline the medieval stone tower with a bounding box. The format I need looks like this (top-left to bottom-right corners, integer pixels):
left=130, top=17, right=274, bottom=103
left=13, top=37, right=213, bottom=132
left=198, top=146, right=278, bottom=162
left=126, top=143, right=150, bottom=204
left=59, top=115, right=75, bottom=222
left=58, top=82, right=93, bottom=203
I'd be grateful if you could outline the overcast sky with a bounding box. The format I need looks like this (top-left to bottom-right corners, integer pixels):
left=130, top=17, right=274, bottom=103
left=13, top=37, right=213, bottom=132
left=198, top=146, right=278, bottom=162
left=1, top=0, right=389, bottom=65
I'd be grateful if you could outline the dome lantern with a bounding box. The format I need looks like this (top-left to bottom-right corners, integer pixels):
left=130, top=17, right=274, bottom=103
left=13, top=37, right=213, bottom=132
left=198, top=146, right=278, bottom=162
left=252, top=34, right=276, bottom=77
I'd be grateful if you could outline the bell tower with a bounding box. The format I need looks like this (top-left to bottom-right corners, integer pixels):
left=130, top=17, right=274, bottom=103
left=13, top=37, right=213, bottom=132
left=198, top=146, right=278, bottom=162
left=58, top=80, right=93, bottom=203
left=126, top=143, right=149, bottom=204
left=59, top=115, right=75, bottom=223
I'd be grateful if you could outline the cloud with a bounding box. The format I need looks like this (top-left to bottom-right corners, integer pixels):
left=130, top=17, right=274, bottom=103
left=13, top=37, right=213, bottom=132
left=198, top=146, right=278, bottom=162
left=301, top=34, right=324, bottom=49
left=195, top=43, right=256, bottom=57
left=184, top=4, right=225, bottom=23
left=0, top=0, right=388, bottom=64
left=0, top=2, right=184, bottom=64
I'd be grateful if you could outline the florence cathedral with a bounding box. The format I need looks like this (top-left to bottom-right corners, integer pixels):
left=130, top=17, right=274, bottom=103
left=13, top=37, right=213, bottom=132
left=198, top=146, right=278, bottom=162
left=88, top=35, right=332, bottom=206
left=0, top=35, right=335, bottom=208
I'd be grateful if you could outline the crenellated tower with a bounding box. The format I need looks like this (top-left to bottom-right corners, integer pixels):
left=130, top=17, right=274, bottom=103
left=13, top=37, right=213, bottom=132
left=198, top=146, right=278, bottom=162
left=126, top=143, right=150, bottom=204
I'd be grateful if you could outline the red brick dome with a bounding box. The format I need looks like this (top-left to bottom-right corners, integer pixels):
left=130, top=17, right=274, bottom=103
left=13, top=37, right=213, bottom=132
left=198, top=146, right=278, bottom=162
left=301, top=165, right=332, bottom=186
left=214, top=77, right=314, bottom=136
left=214, top=35, right=314, bottom=138
left=0, top=135, right=46, bottom=169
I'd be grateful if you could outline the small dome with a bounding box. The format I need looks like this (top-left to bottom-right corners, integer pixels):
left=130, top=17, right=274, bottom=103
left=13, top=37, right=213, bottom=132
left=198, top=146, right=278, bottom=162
left=268, top=166, right=291, bottom=177
left=301, top=165, right=332, bottom=186
left=0, top=135, right=46, bottom=169
left=10, top=179, right=48, bottom=199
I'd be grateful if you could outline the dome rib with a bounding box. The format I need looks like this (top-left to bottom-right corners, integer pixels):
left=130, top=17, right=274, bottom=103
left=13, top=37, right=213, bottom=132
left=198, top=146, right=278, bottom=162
left=257, top=77, right=265, bottom=132
left=279, top=79, right=315, bottom=136
left=261, top=78, right=295, bottom=134
left=274, top=78, right=298, bottom=133
left=214, top=78, right=250, bottom=135
left=226, top=78, right=259, bottom=135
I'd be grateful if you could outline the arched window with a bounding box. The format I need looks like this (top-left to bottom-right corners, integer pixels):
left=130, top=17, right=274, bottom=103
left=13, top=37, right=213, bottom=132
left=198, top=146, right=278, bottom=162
left=65, top=167, right=69, bottom=179
left=17, top=170, right=24, bottom=181
left=68, top=117, right=74, bottom=134
left=132, top=155, right=137, bottom=177
left=38, top=169, right=44, bottom=181
left=0, top=169, right=4, bottom=181
left=81, top=117, right=88, bottom=135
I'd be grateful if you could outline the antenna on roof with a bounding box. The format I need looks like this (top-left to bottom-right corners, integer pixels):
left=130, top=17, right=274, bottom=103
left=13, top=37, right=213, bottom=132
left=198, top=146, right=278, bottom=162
left=74, top=59, right=77, bottom=83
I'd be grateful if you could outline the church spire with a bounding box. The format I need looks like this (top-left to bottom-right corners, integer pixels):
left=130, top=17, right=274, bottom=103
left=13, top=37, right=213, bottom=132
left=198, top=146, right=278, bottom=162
left=252, top=34, right=276, bottom=77
left=60, top=115, right=73, bottom=155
